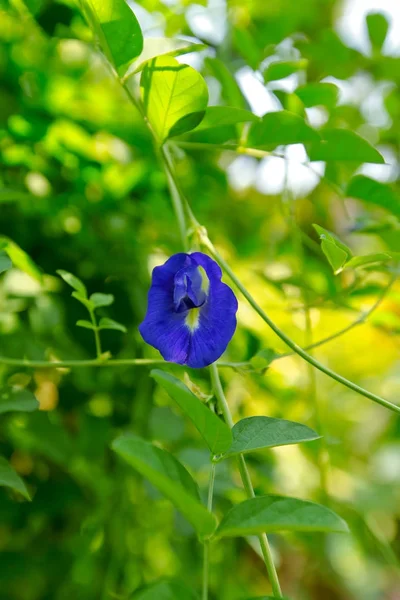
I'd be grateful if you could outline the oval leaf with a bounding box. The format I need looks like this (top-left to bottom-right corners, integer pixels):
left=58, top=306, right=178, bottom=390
left=216, top=495, right=349, bottom=537
left=140, top=56, right=209, bottom=142
left=264, top=59, right=308, bottom=82
left=220, top=416, right=320, bottom=460
left=127, top=37, right=206, bottom=77
left=111, top=433, right=216, bottom=536
left=308, top=129, right=385, bottom=163
left=0, top=457, right=30, bottom=500
left=295, top=83, right=339, bottom=108
left=0, top=387, right=39, bottom=415
left=90, top=292, right=114, bottom=308
left=98, top=317, right=127, bottom=332
left=0, top=237, right=42, bottom=283
left=82, top=0, right=143, bottom=76
left=151, top=370, right=232, bottom=455
left=248, top=111, right=319, bottom=150
left=57, top=270, right=87, bottom=297
left=347, top=175, right=400, bottom=217
left=130, top=580, right=198, bottom=600
left=193, top=106, right=259, bottom=132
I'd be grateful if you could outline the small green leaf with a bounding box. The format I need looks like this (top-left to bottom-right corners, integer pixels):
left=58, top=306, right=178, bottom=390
left=112, top=433, right=216, bottom=536
left=215, top=495, right=349, bottom=537
left=344, top=253, right=393, bottom=270
left=264, top=59, right=308, bottom=82
left=366, top=12, right=389, bottom=53
left=141, top=56, right=209, bottom=142
left=249, top=349, right=278, bottom=370
left=193, top=106, right=259, bottom=132
left=0, top=387, right=39, bottom=415
left=76, top=320, right=97, bottom=330
left=0, top=237, right=42, bottom=282
left=347, top=175, right=400, bottom=218
left=151, top=370, right=232, bottom=455
left=308, top=129, right=385, bottom=163
left=71, top=292, right=95, bottom=311
left=313, top=224, right=352, bottom=274
left=248, top=111, right=319, bottom=150
left=220, top=417, right=320, bottom=460
left=130, top=580, right=198, bottom=599
left=295, top=83, right=339, bottom=108
left=82, top=0, right=143, bottom=76
left=0, top=457, right=30, bottom=500
left=127, top=37, right=206, bottom=76
left=205, top=57, right=246, bottom=109
left=0, top=252, right=12, bottom=274
left=90, top=292, right=114, bottom=308
left=98, top=318, right=127, bottom=333
left=57, top=270, right=87, bottom=297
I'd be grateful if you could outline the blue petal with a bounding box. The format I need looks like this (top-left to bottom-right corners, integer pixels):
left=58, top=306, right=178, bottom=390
left=139, top=252, right=238, bottom=368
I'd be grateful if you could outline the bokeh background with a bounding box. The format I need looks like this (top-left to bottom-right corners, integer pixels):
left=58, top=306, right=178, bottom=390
left=1, top=0, right=400, bottom=598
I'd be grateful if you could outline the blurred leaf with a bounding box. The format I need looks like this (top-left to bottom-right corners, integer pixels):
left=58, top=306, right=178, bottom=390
left=98, top=317, right=127, bottom=332
left=264, top=59, right=308, bottom=82
left=248, top=111, right=319, bottom=150
left=295, top=83, right=339, bottom=108
left=314, top=224, right=352, bottom=274
left=366, top=12, right=389, bottom=53
left=216, top=495, right=349, bottom=537
left=347, top=175, right=400, bottom=218
left=89, top=292, right=114, bottom=308
left=193, top=106, right=258, bottom=132
left=57, top=270, right=87, bottom=297
left=130, top=579, right=198, bottom=599
left=0, top=252, right=12, bottom=274
left=0, top=388, right=39, bottom=415
left=111, top=433, right=216, bottom=536
left=344, top=253, right=394, bottom=270
left=0, top=238, right=42, bottom=283
left=71, top=292, right=95, bottom=311
left=250, top=348, right=279, bottom=370
left=82, top=0, right=143, bottom=76
left=151, top=370, right=232, bottom=455
left=128, top=38, right=206, bottom=76
left=140, top=56, right=209, bottom=142
left=205, top=57, right=246, bottom=109
left=220, top=417, right=320, bottom=460
left=76, top=319, right=96, bottom=330
left=308, top=130, right=385, bottom=163
left=0, top=457, right=30, bottom=500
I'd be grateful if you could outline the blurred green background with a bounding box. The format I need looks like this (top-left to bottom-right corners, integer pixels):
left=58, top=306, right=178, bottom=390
left=1, top=0, right=400, bottom=598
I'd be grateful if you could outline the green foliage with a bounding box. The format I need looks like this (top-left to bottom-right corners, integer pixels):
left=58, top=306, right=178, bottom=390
left=130, top=579, right=198, bottom=599
left=111, top=433, right=217, bottom=536
left=216, top=495, right=349, bottom=537
left=0, top=457, right=31, bottom=500
left=141, top=56, right=208, bottom=142
left=151, top=369, right=232, bottom=455
left=248, top=111, right=319, bottom=150
left=309, top=130, right=385, bottom=163
left=219, top=416, right=320, bottom=460
left=0, top=387, right=39, bottom=414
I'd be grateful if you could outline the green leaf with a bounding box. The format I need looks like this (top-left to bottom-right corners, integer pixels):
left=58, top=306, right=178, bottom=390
left=76, top=319, right=97, bottom=330
left=151, top=370, right=232, bottom=455
left=71, top=292, right=95, bottom=311
left=249, top=349, right=278, bottom=371
left=344, top=253, right=393, bottom=270
left=308, top=129, right=385, bottom=163
left=313, top=224, right=352, bottom=274
left=0, top=252, right=12, bottom=274
left=82, top=0, right=143, bottom=76
left=57, top=270, right=87, bottom=297
left=366, top=12, right=389, bottom=53
left=248, top=111, right=319, bottom=150
left=111, top=433, right=216, bottom=536
left=89, top=292, right=114, bottom=308
left=130, top=580, right=198, bottom=600
left=220, top=417, right=320, bottom=460
left=193, top=106, right=259, bottom=132
left=0, top=387, right=39, bottom=414
left=127, top=37, right=206, bottom=76
left=98, top=317, right=127, bottom=333
left=347, top=175, right=400, bottom=217
left=295, top=83, right=339, bottom=108
left=140, top=56, right=209, bottom=142
left=215, top=495, right=349, bottom=537
left=205, top=57, right=246, bottom=109
left=264, top=59, right=308, bottom=82
left=0, top=237, right=42, bottom=282
left=0, top=457, right=30, bottom=500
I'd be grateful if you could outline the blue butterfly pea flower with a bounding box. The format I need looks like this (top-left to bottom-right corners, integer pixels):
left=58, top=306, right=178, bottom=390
left=139, top=252, right=238, bottom=368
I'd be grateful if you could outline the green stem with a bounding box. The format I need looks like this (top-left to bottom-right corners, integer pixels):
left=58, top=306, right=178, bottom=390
left=160, top=145, right=189, bottom=250
left=89, top=309, right=102, bottom=359
left=203, top=236, right=400, bottom=415
left=202, top=462, right=216, bottom=600
left=210, top=364, right=283, bottom=598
